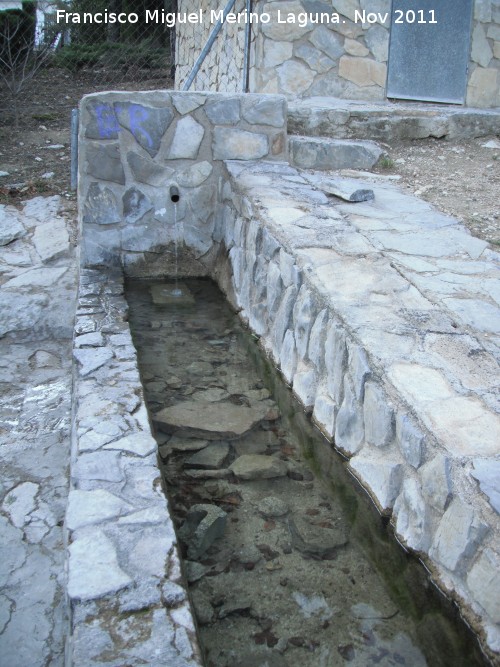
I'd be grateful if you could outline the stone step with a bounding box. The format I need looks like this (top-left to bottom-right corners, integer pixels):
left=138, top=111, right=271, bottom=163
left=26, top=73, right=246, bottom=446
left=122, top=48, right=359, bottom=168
left=288, top=96, right=500, bottom=142
left=288, top=136, right=384, bottom=171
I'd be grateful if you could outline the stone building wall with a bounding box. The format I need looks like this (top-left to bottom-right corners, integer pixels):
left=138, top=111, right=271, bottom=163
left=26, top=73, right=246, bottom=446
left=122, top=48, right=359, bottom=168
left=78, top=91, right=287, bottom=276
left=175, top=0, right=256, bottom=93
left=175, top=0, right=500, bottom=108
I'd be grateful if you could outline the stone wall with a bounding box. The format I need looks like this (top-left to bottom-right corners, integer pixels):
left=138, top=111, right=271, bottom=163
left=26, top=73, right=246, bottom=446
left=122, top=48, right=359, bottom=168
left=175, top=0, right=255, bottom=93
left=175, top=0, right=500, bottom=108
left=78, top=91, right=287, bottom=276
left=211, top=161, right=500, bottom=660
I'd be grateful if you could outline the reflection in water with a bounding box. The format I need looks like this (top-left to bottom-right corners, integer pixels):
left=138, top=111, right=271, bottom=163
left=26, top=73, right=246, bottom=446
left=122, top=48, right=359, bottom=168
left=127, top=278, right=487, bottom=667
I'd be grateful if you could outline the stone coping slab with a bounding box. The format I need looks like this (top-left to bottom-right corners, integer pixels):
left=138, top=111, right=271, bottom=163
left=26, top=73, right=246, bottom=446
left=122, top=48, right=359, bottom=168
left=69, top=268, right=202, bottom=667
left=217, top=160, right=500, bottom=659
left=288, top=96, right=500, bottom=140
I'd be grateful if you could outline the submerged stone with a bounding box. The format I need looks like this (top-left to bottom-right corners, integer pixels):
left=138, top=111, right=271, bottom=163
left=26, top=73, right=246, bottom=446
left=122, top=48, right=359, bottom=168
left=178, top=504, right=227, bottom=559
left=150, top=283, right=195, bottom=306
left=154, top=401, right=273, bottom=440
left=229, top=454, right=288, bottom=480
left=185, top=442, right=230, bottom=469
left=288, top=513, right=348, bottom=559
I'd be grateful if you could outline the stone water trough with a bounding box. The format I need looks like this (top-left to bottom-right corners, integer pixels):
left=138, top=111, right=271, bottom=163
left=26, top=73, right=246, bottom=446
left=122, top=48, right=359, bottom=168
left=71, top=90, right=500, bottom=665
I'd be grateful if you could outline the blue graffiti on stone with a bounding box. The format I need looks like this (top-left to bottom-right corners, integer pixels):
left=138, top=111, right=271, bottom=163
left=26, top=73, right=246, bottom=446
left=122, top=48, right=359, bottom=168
left=95, top=104, right=120, bottom=138
left=95, top=103, right=153, bottom=150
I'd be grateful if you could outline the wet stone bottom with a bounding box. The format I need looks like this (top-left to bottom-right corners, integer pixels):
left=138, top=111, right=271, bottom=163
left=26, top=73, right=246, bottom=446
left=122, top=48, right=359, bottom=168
left=127, top=278, right=487, bottom=667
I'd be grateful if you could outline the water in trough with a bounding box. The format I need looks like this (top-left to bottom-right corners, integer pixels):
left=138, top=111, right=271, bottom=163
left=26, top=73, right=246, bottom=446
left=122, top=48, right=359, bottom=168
left=126, top=277, right=488, bottom=667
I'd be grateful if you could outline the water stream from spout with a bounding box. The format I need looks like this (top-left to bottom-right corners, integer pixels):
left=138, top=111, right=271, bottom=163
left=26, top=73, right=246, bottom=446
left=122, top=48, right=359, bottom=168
left=172, top=202, right=182, bottom=297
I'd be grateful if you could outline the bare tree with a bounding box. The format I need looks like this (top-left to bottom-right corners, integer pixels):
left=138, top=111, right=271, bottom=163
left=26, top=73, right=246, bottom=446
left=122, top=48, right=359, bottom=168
left=0, top=2, right=58, bottom=127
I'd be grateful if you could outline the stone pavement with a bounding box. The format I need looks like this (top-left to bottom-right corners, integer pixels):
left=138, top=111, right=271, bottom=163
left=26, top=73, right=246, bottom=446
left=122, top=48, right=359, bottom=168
left=0, top=196, right=76, bottom=666
left=0, top=195, right=202, bottom=666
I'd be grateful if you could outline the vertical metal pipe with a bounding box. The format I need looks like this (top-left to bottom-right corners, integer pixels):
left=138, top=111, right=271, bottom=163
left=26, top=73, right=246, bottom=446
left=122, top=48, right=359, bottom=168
left=70, top=108, right=79, bottom=191
left=242, top=0, right=252, bottom=92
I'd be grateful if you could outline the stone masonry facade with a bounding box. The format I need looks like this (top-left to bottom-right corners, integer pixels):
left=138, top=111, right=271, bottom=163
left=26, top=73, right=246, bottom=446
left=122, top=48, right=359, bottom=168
left=175, top=0, right=500, bottom=108
left=175, top=0, right=254, bottom=93
left=78, top=91, right=500, bottom=661
left=78, top=91, right=287, bottom=276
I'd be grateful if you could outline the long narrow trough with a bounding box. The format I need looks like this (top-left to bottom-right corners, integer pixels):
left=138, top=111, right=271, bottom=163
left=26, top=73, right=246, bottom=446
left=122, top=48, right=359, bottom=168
left=70, top=90, right=500, bottom=665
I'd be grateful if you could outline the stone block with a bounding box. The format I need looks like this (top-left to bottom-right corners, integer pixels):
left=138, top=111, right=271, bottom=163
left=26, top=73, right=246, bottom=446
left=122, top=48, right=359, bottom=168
left=347, top=342, right=371, bottom=400
left=271, top=285, right=298, bottom=359
left=68, top=529, right=132, bottom=600
left=294, top=43, right=335, bottom=73
left=289, top=137, right=383, bottom=170
left=171, top=92, right=206, bottom=115
left=84, top=101, right=119, bottom=139
left=229, top=454, right=288, bottom=480
left=82, top=183, right=121, bottom=225
left=471, top=24, right=493, bottom=68
left=309, top=25, right=344, bottom=60
left=430, top=499, right=489, bottom=573
left=467, top=549, right=500, bottom=621
left=335, top=376, right=364, bottom=454
left=313, top=392, right=336, bottom=439
left=364, top=25, right=389, bottom=62
left=466, top=67, right=499, bottom=107
left=339, top=56, right=386, bottom=87
left=363, top=381, right=394, bottom=447
left=168, top=116, right=205, bottom=159
left=85, top=144, right=125, bottom=185
left=0, top=206, right=25, bottom=246
left=175, top=161, right=213, bottom=188
left=325, top=321, right=347, bottom=403
left=276, top=60, right=315, bottom=95
left=122, top=188, right=153, bottom=224
left=419, top=454, right=452, bottom=513
left=293, top=285, right=317, bottom=359
left=349, top=453, right=403, bottom=512
left=205, top=97, right=240, bottom=125
left=344, top=38, right=369, bottom=57
left=396, top=413, right=425, bottom=469
left=279, top=248, right=299, bottom=287
left=267, top=260, right=284, bottom=319
left=66, top=490, right=132, bottom=530
left=114, top=101, right=174, bottom=157
left=280, top=329, right=297, bottom=384
left=262, top=1, right=314, bottom=40
left=127, top=152, right=174, bottom=187
left=83, top=225, right=121, bottom=267
left=293, top=362, right=318, bottom=409
left=241, top=96, right=286, bottom=128
left=307, top=308, right=328, bottom=367
left=332, top=0, right=361, bottom=22
left=213, top=127, right=269, bottom=160
left=393, top=479, right=430, bottom=552
left=263, top=39, right=293, bottom=67
left=475, top=0, right=492, bottom=22
left=470, top=459, right=500, bottom=514
left=33, top=220, right=69, bottom=263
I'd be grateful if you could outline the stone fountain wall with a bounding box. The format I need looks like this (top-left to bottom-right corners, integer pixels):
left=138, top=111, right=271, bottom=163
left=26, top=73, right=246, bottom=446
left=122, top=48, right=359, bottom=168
left=77, top=90, right=500, bottom=662
left=78, top=91, right=287, bottom=276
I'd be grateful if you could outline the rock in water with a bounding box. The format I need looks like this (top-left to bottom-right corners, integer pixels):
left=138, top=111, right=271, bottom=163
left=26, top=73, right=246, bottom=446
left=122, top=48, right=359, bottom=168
left=288, top=513, right=348, bottom=559
left=153, top=400, right=275, bottom=440
left=178, top=504, right=227, bottom=559
left=229, top=455, right=288, bottom=480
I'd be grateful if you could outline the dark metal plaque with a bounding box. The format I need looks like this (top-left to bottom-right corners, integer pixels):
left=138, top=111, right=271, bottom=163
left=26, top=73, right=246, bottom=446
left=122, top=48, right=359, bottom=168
left=387, top=0, right=474, bottom=104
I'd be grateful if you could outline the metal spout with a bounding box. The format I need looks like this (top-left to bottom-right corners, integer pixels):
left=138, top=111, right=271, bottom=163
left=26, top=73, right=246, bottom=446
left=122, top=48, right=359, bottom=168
left=170, top=185, right=180, bottom=203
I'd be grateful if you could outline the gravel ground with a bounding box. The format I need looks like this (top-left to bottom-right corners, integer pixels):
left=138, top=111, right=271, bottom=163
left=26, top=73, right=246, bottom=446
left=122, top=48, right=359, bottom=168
left=373, top=136, right=500, bottom=247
